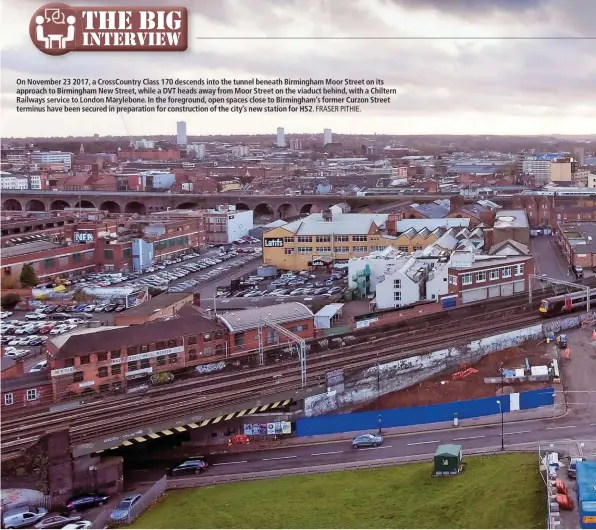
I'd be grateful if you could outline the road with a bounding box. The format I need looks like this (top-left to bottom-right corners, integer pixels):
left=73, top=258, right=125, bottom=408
left=128, top=414, right=596, bottom=480
left=530, top=235, right=572, bottom=281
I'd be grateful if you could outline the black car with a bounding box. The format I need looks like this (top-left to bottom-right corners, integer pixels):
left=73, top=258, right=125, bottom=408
left=168, top=459, right=209, bottom=476
left=66, top=493, right=110, bottom=511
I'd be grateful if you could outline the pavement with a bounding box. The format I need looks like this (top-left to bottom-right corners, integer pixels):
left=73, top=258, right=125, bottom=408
left=530, top=235, right=575, bottom=281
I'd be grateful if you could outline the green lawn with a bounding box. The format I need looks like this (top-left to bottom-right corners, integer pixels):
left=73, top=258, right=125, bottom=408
left=130, top=453, right=545, bottom=529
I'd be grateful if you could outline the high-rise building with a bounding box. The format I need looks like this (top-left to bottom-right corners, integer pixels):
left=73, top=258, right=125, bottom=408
left=187, top=143, right=205, bottom=160
left=573, top=146, right=585, bottom=166
left=289, top=139, right=302, bottom=150
left=323, top=128, right=332, bottom=145
left=177, top=121, right=187, bottom=146
left=276, top=127, right=285, bottom=147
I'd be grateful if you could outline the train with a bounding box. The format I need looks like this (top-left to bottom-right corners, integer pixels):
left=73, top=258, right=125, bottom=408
left=539, top=289, right=596, bottom=317
left=521, top=188, right=596, bottom=197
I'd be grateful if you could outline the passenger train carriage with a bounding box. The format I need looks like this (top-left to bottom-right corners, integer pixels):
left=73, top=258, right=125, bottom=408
left=539, top=290, right=596, bottom=317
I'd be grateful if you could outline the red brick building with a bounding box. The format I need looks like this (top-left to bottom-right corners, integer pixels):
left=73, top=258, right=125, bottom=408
left=554, top=221, right=596, bottom=270
left=47, top=312, right=229, bottom=400
left=2, top=356, right=53, bottom=410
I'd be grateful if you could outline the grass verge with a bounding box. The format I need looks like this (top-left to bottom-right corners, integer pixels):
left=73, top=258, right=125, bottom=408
left=130, top=453, right=545, bottom=528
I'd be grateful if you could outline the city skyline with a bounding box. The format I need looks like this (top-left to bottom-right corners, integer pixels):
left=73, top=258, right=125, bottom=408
left=1, top=0, right=596, bottom=137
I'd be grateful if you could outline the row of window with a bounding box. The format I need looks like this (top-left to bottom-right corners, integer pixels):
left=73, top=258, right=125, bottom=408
left=461, top=264, right=525, bottom=286
left=292, top=235, right=368, bottom=243
left=4, top=389, right=38, bottom=405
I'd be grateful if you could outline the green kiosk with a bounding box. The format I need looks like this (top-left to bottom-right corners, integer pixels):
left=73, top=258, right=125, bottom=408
left=433, top=444, right=463, bottom=476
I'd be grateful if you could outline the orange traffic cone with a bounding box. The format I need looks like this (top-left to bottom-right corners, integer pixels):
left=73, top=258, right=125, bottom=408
left=564, top=348, right=571, bottom=359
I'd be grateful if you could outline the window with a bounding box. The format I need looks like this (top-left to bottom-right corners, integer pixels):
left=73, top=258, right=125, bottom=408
left=111, top=365, right=121, bottom=375
left=352, top=235, right=367, bottom=242
left=393, top=279, right=401, bottom=289
left=297, top=247, right=312, bottom=255
left=398, top=246, right=409, bottom=252
left=489, top=269, right=499, bottom=280
left=64, top=358, right=75, bottom=368
left=123, top=248, right=131, bottom=259
left=188, top=349, right=197, bottom=360
left=502, top=267, right=512, bottom=278
left=284, top=248, right=295, bottom=255
left=168, top=353, right=178, bottom=364
left=44, top=258, right=55, bottom=269
left=203, top=333, right=212, bottom=342
left=4, top=393, right=14, bottom=406
left=413, top=246, right=423, bottom=251
left=297, top=236, right=312, bottom=243
left=156, top=357, right=166, bottom=366
left=110, top=350, right=121, bottom=359
left=234, top=333, right=244, bottom=347
left=79, top=355, right=90, bottom=365
left=97, top=352, right=108, bottom=362
left=73, top=372, right=84, bottom=383
left=335, top=246, right=349, bottom=253
left=204, top=346, right=214, bottom=356
left=26, top=389, right=38, bottom=401
left=72, top=253, right=81, bottom=262
left=462, top=273, right=473, bottom=286
left=140, top=344, right=149, bottom=353
left=448, top=275, right=458, bottom=285
left=317, top=247, right=332, bottom=254
left=98, top=367, right=108, bottom=378
left=126, top=346, right=138, bottom=355
left=353, top=246, right=367, bottom=253
left=104, top=249, right=114, bottom=260
left=140, top=359, right=150, bottom=369
left=516, top=264, right=525, bottom=276
left=476, top=271, right=487, bottom=283
left=283, top=237, right=294, bottom=243
left=215, top=344, right=224, bottom=355
left=156, top=342, right=165, bottom=350
left=99, top=384, right=110, bottom=393
left=394, top=292, right=402, bottom=301
left=214, top=331, right=222, bottom=339
left=315, top=236, right=331, bottom=243
left=334, top=235, right=349, bottom=242
left=128, top=361, right=138, bottom=371
left=187, top=335, right=197, bottom=345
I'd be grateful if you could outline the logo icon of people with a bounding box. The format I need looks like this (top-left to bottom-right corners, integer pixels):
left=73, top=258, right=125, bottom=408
left=30, top=3, right=77, bottom=55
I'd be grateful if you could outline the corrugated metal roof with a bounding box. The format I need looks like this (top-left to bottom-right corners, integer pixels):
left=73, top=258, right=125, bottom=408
left=277, top=213, right=389, bottom=236
left=218, top=302, right=314, bottom=332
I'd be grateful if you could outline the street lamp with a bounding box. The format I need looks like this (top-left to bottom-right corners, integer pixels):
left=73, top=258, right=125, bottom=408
left=376, top=352, right=382, bottom=435
left=498, top=362, right=505, bottom=451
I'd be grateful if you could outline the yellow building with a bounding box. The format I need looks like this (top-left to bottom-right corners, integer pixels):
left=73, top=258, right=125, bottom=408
left=261, top=212, right=454, bottom=271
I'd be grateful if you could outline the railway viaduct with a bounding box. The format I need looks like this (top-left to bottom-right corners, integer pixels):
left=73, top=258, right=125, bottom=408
left=1, top=190, right=518, bottom=218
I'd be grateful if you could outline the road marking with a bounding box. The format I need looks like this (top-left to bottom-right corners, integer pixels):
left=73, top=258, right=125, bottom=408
left=407, top=440, right=440, bottom=446
left=359, top=445, right=392, bottom=450
left=453, top=435, right=485, bottom=441
left=590, top=423, right=596, bottom=426
left=311, top=451, right=343, bottom=456
left=504, top=430, right=531, bottom=435
left=213, top=461, right=248, bottom=466
left=262, top=455, right=298, bottom=461
left=546, top=425, right=577, bottom=430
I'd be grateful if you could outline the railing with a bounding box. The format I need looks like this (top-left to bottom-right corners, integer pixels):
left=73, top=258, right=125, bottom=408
left=166, top=448, right=536, bottom=489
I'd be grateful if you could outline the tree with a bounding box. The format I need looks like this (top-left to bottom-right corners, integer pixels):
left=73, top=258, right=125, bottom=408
left=1, top=293, right=21, bottom=310
left=19, top=263, right=38, bottom=287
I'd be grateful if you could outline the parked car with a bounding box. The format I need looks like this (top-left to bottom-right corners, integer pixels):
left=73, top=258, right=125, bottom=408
left=30, top=360, right=49, bottom=373
left=3, top=508, right=48, bottom=529
left=34, top=514, right=82, bottom=529
left=110, top=494, right=142, bottom=522
left=568, top=457, right=585, bottom=478
left=168, top=459, right=209, bottom=476
left=65, top=493, right=110, bottom=511
left=62, top=522, right=92, bottom=530
left=351, top=433, right=384, bottom=449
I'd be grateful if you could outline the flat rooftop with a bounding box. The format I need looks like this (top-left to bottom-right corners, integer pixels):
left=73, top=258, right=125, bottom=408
left=494, top=210, right=529, bottom=229
left=559, top=221, right=596, bottom=253
left=117, top=292, right=192, bottom=317
left=1, top=240, right=61, bottom=258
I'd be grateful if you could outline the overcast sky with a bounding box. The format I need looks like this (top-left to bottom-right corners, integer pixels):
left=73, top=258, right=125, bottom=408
left=1, top=0, right=595, bottom=138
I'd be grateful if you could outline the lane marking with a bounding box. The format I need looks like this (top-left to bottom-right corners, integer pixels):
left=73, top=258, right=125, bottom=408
left=504, top=430, right=532, bottom=435
left=590, top=423, right=596, bottom=426
left=453, top=435, right=485, bottom=441
left=213, top=461, right=248, bottom=466
left=546, top=425, right=577, bottom=430
left=358, top=445, right=392, bottom=450
left=311, top=451, right=343, bottom=456
left=262, top=455, right=298, bottom=461
left=407, top=440, right=440, bottom=446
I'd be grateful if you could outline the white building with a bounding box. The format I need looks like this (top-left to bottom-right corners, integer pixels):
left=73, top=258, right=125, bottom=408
left=276, top=127, right=285, bottom=147
left=348, top=226, right=485, bottom=309
left=0, top=172, right=42, bottom=190
left=187, top=143, right=205, bottom=160
left=289, top=138, right=302, bottom=150
left=231, top=145, right=249, bottom=157
left=176, top=121, right=187, bottom=146
left=323, top=128, right=332, bottom=145
left=134, top=139, right=155, bottom=149
left=589, top=174, right=596, bottom=189
left=205, top=206, right=255, bottom=244
left=30, top=151, right=72, bottom=170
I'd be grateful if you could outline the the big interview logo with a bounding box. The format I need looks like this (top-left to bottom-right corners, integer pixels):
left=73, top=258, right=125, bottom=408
left=29, top=3, right=188, bottom=55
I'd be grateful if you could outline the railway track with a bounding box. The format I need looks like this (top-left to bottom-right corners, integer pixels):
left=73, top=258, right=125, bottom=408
left=2, top=309, right=546, bottom=451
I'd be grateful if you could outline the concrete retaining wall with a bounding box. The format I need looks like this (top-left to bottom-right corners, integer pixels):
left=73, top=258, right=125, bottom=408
left=305, top=314, right=590, bottom=417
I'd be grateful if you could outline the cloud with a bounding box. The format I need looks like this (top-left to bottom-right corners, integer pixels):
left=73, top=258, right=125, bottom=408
left=1, top=0, right=595, bottom=137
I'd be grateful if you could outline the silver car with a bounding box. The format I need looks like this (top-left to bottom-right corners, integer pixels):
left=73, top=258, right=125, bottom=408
left=351, top=433, right=384, bottom=449
left=4, top=508, right=48, bottom=529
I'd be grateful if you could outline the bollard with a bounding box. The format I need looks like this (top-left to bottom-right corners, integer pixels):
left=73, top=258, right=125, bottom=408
left=453, top=413, right=459, bottom=426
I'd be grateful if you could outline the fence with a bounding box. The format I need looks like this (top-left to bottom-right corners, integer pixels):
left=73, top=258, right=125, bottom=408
left=0, top=495, right=52, bottom=518
left=296, top=388, right=555, bottom=437
left=90, top=475, right=167, bottom=529
left=166, top=448, right=537, bottom=488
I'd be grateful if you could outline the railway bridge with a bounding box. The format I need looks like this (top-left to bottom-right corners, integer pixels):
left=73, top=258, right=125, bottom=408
left=1, top=190, right=516, bottom=218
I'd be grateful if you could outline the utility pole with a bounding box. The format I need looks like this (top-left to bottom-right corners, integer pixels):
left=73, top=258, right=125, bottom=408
left=376, top=352, right=382, bottom=434
left=499, top=362, right=505, bottom=451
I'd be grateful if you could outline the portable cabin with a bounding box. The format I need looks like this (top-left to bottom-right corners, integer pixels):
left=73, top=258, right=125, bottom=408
left=577, top=461, right=596, bottom=529
left=433, top=444, right=463, bottom=476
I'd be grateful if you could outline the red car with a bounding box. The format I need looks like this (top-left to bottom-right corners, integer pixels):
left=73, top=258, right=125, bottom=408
left=39, top=325, right=55, bottom=334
